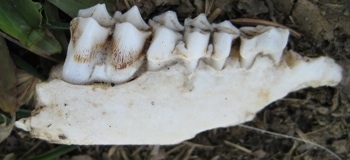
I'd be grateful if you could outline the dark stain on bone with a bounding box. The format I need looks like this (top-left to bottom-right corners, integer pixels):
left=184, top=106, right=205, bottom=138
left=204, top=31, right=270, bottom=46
left=70, top=18, right=80, bottom=47
left=58, top=134, right=67, bottom=140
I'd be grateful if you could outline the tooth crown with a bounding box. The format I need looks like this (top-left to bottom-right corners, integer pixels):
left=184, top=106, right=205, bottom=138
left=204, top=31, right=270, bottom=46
left=60, top=4, right=326, bottom=85
left=63, top=4, right=243, bottom=84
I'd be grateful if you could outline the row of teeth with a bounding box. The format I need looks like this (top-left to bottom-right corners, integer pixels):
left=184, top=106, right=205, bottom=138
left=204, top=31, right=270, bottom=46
left=62, top=4, right=290, bottom=84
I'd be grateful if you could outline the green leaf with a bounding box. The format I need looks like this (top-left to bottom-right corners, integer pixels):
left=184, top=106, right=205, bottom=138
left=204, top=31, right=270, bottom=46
left=26, top=145, right=77, bottom=160
left=47, top=0, right=116, bottom=17
left=0, top=36, right=17, bottom=113
left=0, top=0, right=62, bottom=55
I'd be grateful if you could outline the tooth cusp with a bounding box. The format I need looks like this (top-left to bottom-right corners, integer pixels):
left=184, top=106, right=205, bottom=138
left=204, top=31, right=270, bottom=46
left=113, top=6, right=150, bottom=31
left=78, top=3, right=115, bottom=27
left=239, top=25, right=290, bottom=68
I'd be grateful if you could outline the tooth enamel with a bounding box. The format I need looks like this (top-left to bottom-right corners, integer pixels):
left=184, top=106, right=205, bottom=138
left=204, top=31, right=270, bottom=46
left=210, top=21, right=240, bottom=70
left=147, top=20, right=182, bottom=70
left=151, top=11, right=184, bottom=31
left=102, top=22, right=151, bottom=83
left=77, top=3, right=115, bottom=27
left=176, top=14, right=213, bottom=71
left=62, top=17, right=111, bottom=84
left=113, top=6, right=150, bottom=31
left=19, top=4, right=343, bottom=145
left=239, top=25, right=290, bottom=68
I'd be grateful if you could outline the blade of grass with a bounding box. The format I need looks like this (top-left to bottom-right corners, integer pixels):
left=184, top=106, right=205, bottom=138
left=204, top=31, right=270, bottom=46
left=47, top=0, right=116, bottom=17
left=11, top=53, right=45, bottom=80
left=0, top=0, right=62, bottom=57
left=26, top=145, right=77, bottom=160
left=0, top=36, right=17, bottom=113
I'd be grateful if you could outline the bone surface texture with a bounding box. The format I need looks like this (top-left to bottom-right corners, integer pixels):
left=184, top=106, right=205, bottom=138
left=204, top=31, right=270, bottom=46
left=15, top=4, right=342, bottom=145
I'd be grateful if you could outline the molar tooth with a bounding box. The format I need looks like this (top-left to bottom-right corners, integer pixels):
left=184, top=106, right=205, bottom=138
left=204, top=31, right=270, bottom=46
left=209, top=21, right=240, bottom=70
left=147, top=19, right=183, bottom=71
left=176, top=14, right=213, bottom=71
left=113, top=6, right=150, bottom=31
left=102, top=22, right=151, bottom=83
left=239, top=25, right=289, bottom=68
left=62, top=17, right=111, bottom=84
left=77, top=4, right=115, bottom=27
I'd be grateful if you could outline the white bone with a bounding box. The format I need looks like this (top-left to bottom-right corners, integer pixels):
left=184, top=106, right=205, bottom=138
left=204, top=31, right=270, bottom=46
left=16, top=50, right=342, bottom=145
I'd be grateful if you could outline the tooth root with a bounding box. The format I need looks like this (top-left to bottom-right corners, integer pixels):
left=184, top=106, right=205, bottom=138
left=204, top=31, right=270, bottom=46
left=147, top=20, right=182, bottom=71
left=210, top=21, right=240, bottom=70
left=113, top=6, right=150, bottom=31
left=62, top=17, right=110, bottom=84
left=78, top=4, right=115, bottom=27
left=176, top=14, right=213, bottom=71
left=239, top=25, right=290, bottom=68
left=104, top=22, right=151, bottom=83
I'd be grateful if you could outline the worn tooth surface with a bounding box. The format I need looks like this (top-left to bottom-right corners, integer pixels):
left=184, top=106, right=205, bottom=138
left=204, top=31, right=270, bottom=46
left=151, top=11, right=184, bottom=31
left=239, top=25, right=290, bottom=68
left=113, top=6, right=150, bottom=31
left=77, top=3, right=115, bottom=27
left=210, top=21, right=240, bottom=70
left=62, top=17, right=110, bottom=84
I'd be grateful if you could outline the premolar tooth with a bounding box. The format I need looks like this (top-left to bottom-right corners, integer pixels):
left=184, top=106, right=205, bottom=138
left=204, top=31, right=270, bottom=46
left=113, top=6, right=150, bottom=31
left=62, top=17, right=110, bottom=84
left=147, top=13, right=183, bottom=70
left=102, top=22, right=151, bottom=83
left=210, top=21, right=240, bottom=70
left=239, top=25, right=289, bottom=68
left=176, top=14, right=213, bottom=71
left=77, top=4, right=115, bottom=27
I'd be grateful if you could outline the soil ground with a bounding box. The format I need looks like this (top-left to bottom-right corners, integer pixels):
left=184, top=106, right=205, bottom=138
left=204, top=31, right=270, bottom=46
left=1, top=0, right=350, bottom=159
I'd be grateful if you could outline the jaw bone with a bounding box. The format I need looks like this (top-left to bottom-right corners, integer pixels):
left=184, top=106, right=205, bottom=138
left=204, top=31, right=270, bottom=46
left=15, top=4, right=343, bottom=145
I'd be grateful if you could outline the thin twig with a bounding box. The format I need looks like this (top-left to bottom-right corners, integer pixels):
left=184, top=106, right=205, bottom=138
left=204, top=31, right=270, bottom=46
left=231, top=18, right=302, bottom=39
left=183, top=141, right=215, bottom=149
left=183, top=146, right=195, bottom=160
left=224, top=140, right=252, bottom=154
left=238, top=124, right=342, bottom=160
